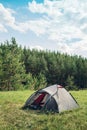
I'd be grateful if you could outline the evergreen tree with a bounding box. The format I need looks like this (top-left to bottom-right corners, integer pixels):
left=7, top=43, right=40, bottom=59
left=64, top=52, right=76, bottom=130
left=0, top=38, right=87, bottom=91
left=0, top=38, right=25, bottom=90
left=65, top=75, right=78, bottom=90
left=34, top=73, right=47, bottom=90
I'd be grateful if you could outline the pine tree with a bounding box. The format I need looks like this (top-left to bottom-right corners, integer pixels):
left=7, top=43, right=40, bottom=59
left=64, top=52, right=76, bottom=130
left=0, top=38, right=25, bottom=90
left=65, top=75, right=78, bottom=90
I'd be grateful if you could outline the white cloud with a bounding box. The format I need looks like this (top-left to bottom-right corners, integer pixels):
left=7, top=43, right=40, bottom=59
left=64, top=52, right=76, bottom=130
left=0, top=24, right=7, bottom=32
left=17, top=18, right=50, bottom=34
left=0, top=3, right=49, bottom=33
left=28, top=0, right=62, bottom=18
left=57, top=41, right=87, bottom=58
left=30, top=45, right=44, bottom=51
left=0, top=4, right=15, bottom=26
left=0, top=3, right=27, bottom=33
left=27, top=0, right=87, bottom=57
left=27, top=0, right=87, bottom=40
left=0, top=1, right=87, bottom=57
left=0, top=3, right=23, bottom=32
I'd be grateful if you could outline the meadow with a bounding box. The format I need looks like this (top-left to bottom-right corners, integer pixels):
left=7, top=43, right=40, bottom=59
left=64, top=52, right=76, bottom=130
left=0, top=90, right=87, bottom=130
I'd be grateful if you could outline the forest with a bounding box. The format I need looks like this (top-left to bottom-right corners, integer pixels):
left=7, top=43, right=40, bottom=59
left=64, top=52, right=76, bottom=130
left=0, top=38, right=87, bottom=91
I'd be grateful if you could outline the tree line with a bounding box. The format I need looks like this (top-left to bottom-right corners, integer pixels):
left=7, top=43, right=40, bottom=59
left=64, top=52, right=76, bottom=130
left=0, top=38, right=87, bottom=91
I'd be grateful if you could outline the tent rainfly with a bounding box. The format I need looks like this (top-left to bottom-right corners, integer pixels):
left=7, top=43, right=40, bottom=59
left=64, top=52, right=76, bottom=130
left=22, top=84, right=79, bottom=113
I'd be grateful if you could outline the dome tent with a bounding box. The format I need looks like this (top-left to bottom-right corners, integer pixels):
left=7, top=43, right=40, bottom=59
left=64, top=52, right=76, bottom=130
left=22, top=84, right=79, bottom=113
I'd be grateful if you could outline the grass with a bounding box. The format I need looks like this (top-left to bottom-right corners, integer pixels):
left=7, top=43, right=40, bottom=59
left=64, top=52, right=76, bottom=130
left=0, top=90, right=87, bottom=130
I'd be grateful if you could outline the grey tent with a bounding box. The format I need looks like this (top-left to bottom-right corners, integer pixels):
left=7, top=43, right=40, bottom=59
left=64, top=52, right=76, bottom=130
left=23, top=84, right=79, bottom=113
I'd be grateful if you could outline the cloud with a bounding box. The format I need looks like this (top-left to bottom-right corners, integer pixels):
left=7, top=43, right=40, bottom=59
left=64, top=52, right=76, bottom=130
left=0, top=3, right=49, bottom=33
left=28, top=0, right=62, bottom=18
left=27, top=0, right=87, bottom=41
left=0, top=4, right=15, bottom=27
left=0, top=3, right=27, bottom=33
left=17, top=18, right=50, bottom=34
left=0, top=24, right=7, bottom=32
left=57, top=41, right=87, bottom=58
left=27, top=0, right=87, bottom=57
left=0, top=3, right=23, bottom=32
left=0, top=1, right=87, bottom=57
left=30, top=45, right=44, bottom=51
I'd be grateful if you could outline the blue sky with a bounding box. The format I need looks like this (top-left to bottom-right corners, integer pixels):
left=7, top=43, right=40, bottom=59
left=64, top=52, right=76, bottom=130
left=0, top=0, right=87, bottom=57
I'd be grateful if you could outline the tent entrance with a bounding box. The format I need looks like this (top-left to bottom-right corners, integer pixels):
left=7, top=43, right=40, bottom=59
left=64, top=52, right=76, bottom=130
left=29, top=91, right=58, bottom=112
left=29, top=92, right=49, bottom=110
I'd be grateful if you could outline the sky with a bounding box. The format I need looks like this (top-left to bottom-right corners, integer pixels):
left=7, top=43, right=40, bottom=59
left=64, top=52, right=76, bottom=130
left=0, top=0, right=87, bottom=58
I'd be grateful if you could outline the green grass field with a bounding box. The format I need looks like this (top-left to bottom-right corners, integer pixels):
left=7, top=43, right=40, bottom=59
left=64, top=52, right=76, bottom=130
left=0, top=90, right=87, bottom=130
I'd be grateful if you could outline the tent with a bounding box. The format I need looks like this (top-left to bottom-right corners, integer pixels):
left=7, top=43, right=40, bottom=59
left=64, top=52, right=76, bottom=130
left=22, top=84, right=79, bottom=113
